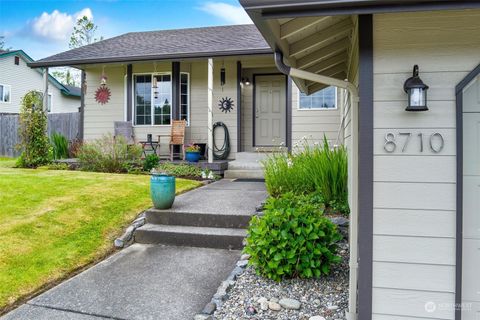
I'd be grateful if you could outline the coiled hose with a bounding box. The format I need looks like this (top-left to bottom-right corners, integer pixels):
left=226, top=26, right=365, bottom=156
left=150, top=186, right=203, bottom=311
left=212, top=121, right=230, bottom=160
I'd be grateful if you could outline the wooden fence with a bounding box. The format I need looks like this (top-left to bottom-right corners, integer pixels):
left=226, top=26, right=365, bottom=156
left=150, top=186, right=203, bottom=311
left=0, top=112, right=80, bottom=157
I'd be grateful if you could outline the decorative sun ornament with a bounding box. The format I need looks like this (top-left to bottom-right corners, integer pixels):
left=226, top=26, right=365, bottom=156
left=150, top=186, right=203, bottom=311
left=95, top=85, right=111, bottom=105
left=218, top=97, right=234, bottom=113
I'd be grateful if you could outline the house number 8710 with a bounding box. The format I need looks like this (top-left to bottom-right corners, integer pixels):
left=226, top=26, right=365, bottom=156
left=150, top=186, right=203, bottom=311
left=383, top=132, right=444, bottom=153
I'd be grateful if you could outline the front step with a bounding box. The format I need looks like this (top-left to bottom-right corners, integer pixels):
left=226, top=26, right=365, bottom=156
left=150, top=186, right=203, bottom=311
left=224, top=169, right=264, bottom=179
left=145, top=209, right=251, bottom=228
left=134, top=224, right=246, bottom=250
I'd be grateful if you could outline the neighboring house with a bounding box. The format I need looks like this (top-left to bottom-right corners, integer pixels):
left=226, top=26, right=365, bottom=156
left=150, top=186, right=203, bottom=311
left=239, top=1, right=480, bottom=320
left=0, top=50, right=80, bottom=114
left=28, top=25, right=344, bottom=161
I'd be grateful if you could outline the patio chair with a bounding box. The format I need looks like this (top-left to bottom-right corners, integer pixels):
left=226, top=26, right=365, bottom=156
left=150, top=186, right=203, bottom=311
left=114, top=121, right=135, bottom=145
left=158, top=120, right=186, bottom=161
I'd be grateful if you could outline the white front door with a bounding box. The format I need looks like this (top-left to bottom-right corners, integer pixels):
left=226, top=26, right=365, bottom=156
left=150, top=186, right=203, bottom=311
left=462, top=74, right=480, bottom=318
left=254, top=75, right=286, bottom=146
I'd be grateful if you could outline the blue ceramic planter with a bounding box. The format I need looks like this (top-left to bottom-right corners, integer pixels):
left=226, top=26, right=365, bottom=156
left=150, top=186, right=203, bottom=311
left=185, top=151, right=201, bottom=163
left=150, top=173, right=175, bottom=209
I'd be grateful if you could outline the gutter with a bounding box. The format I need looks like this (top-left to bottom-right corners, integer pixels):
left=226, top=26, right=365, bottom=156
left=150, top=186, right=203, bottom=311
left=274, top=51, right=359, bottom=320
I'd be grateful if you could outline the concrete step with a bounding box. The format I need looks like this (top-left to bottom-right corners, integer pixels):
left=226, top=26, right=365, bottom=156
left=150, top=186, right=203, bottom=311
left=145, top=208, right=251, bottom=228
left=227, top=161, right=264, bottom=171
left=134, top=224, right=247, bottom=250
left=235, top=152, right=269, bottom=162
left=224, top=169, right=265, bottom=179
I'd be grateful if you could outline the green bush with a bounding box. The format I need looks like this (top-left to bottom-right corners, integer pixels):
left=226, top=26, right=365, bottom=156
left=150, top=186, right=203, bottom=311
left=156, top=162, right=203, bottom=179
left=143, top=154, right=160, bottom=172
left=77, top=134, right=142, bottom=173
left=45, top=162, right=69, bottom=170
left=263, top=137, right=349, bottom=214
left=16, top=91, right=52, bottom=168
left=51, top=132, right=69, bottom=159
left=244, top=193, right=342, bottom=282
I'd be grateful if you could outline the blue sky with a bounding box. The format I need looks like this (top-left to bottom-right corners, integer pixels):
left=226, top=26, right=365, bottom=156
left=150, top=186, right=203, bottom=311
left=0, top=0, right=251, bottom=60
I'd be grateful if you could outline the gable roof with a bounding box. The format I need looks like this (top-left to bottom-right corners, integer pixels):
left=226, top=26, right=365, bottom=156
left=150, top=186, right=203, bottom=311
left=29, top=24, right=272, bottom=68
left=0, top=50, right=81, bottom=97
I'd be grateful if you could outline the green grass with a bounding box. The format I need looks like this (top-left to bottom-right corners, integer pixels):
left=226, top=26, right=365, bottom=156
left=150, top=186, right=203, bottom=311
left=0, top=158, right=201, bottom=311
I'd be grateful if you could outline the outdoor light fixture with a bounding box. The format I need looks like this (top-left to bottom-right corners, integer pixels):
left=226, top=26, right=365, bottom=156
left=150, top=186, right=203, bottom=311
left=220, top=67, right=226, bottom=86
left=242, top=77, right=251, bottom=86
left=404, top=65, right=429, bottom=111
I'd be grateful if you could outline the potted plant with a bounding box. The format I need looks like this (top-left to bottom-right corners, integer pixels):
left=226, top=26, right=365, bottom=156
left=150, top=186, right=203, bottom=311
left=150, top=168, right=176, bottom=209
left=185, top=143, right=201, bottom=163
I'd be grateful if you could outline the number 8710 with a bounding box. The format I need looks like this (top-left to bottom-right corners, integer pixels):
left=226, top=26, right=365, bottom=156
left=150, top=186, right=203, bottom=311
left=384, top=132, right=444, bottom=153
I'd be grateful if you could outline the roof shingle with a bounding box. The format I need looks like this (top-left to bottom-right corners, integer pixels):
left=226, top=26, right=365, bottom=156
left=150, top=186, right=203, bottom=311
left=30, top=24, right=271, bottom=67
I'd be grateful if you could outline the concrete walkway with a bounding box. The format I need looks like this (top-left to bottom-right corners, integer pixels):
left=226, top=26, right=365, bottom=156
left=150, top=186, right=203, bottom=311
left=2, top=179, right=267, bottom=320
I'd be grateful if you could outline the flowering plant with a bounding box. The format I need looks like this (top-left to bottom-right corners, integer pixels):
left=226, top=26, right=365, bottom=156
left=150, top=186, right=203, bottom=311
left=184, top=143, right=200, bottom=152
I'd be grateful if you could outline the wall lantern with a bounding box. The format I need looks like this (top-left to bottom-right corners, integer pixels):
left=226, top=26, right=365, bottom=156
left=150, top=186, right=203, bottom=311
left=403, top=65, right=429, bottom=111
left=242, top=77, right=251, bottom=86
left=220, top=67, right=226, bottom=86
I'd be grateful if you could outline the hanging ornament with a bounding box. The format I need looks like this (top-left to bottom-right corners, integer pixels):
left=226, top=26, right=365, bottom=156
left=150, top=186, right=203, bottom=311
left=218, top=97, right=234, bottom=113
left=95, top=86, right=111, bottom=105
left=100, top=65, right=107, bottom=86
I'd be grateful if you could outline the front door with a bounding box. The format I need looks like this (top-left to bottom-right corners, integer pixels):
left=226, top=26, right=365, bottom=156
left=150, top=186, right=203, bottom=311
left=254, top=75, right=286, bottom=146
left=462, top=74, right=480, bottom=318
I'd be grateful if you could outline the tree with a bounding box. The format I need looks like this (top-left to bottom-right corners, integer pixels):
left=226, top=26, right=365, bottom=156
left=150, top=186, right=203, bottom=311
left=16, top=91, right=52, bottom=168
left=0, top=36, right=11, bottom=51
left=51, top=68, right=78, bottom=86
left=69, top=16, right=102, bottom=49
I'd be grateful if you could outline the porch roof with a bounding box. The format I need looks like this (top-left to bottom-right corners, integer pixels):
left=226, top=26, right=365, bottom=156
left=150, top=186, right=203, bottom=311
left=28, top=25, right=272, bottom=68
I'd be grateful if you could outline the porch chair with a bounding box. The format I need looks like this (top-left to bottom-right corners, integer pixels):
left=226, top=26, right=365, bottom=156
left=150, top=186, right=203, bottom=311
left=114, top=121, right=135, bottom=144
left=158, top=120, right=187, bottom=161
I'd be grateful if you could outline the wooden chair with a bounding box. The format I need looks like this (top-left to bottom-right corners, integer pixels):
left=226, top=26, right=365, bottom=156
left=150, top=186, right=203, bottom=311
left=158, top=120, right=186, bottom=161
left=114, top=121, right=135, bottom=144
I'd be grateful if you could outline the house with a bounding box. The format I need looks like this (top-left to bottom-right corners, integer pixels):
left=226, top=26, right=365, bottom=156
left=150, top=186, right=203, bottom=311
left=0, top=50, right=80, bottom=114
left=238, top=1, right=480, bottom=319
left=28, top=25, right=344, bottom=165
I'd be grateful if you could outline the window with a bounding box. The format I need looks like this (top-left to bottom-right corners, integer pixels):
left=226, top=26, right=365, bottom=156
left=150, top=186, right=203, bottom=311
left=298, top=86, right=337, bottom=110
left=180, top=72, right=189, bottom=124
left=133, top=72, right=190, bottom=126
left=14, top=56, right=20, bottom=65
left=153, top=74, right=171, bottom=125
left=0, top=84, right=11, bottom=103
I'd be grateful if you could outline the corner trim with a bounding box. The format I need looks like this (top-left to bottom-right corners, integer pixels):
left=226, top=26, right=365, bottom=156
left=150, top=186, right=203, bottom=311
left=286, top=76, right=292, bottom=151
left=454, top=62, right=480, bottom=320
left=357, top=14, right=373, bottom=320
left=172, top=61, right=181, bottom=120
left=79, top=70, right=86, bottom=141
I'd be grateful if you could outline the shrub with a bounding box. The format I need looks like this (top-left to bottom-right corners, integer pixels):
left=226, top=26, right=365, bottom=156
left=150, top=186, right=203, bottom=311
left=46, top=162, right=69, bottom=170
left=244, top=193, right=342, bottom=282
left=51, top=132, right=69, bottom=159
left=16, top=91, right=52, bottom=168
left=262, top=137, right=349, bottom=214
left=77, top=134, right=142, bottom=173
left=156, top=162, right=204, bottom=179
left=143, top=154, right=159, bottom=172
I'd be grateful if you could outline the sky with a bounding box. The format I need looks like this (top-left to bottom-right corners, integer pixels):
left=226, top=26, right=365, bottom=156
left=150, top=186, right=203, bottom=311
left=0, top=0, right=252, bottom=60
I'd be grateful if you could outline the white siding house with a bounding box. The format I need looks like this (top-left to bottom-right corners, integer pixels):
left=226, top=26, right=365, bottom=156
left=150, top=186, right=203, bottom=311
left=0, top=50, right=80, bottom=114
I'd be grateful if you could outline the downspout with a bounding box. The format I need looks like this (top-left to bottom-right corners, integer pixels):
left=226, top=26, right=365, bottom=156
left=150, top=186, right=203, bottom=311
left=275, top=51, right=359, bottom=320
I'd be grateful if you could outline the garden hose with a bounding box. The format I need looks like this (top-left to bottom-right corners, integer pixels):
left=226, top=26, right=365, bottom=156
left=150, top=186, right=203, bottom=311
left=212, top=121, right=230, bottom=160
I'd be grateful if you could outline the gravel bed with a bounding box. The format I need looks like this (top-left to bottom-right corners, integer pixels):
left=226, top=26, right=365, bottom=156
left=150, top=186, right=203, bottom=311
left=212, top=241, right=349, bottom=320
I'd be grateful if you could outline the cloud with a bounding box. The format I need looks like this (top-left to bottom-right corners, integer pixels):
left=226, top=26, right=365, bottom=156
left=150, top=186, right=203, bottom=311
left=198, top=2, right=252, bottom=24
left=28, top=8, right=93, bottom=42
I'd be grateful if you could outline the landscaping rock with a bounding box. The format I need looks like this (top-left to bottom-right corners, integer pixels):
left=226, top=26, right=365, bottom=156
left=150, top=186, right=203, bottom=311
left=202, top=302, right=216, bottom=314
left=329, top=216, right=349, bottom=226
left=279, top=298, right=301, bottom=310
left=268, top=301, right=282, bottom=311
left=240, top=253, right=250, bottom=260
left=309, top=316, right=326, bottom=320
left=257, top=297, right=268, bottom=310
left=194, top=314, right=212, bottom=320
left=236, top=260, right=248, bottom=268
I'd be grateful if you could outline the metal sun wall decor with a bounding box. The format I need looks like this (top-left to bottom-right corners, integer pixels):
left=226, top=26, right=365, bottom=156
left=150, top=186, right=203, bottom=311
left=218, top=97, right=234, bottom=113
left=95, top=74, right=111, bottom=105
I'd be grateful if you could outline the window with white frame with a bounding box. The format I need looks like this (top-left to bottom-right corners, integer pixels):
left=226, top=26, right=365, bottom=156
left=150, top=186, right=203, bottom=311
left=298, top=86, right=336, bottom=110
left=180, top=72, right=189, bottom=124
left=134, top=73, right=190, bottom=126
left=0, top=84, right=11, bottom=103
left=47, top=93, right=52, bottom=112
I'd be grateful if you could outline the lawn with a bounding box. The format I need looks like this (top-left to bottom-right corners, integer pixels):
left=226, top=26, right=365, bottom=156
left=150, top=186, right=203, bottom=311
left=0, top=159, right=201, bottom=312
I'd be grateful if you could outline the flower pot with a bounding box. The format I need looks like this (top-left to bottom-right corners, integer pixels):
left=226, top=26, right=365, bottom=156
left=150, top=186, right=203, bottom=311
left=150, top=173, right=175, bottom=209
left=185, top=151, right=201, bottom=163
